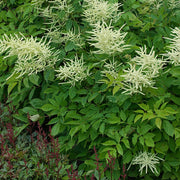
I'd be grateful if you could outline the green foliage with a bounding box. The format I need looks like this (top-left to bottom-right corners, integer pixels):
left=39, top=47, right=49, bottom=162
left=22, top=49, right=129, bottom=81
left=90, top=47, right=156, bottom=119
left=0, top=0, right=180, bottom=179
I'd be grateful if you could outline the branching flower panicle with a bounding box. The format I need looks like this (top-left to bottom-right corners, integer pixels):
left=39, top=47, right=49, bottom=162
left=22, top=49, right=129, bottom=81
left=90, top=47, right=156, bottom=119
left=88, top=21, right=129, bottom=55
left=128, top=152, right=164, bottom=175
left=37, top=0, right=73, bottom=27
left=0, top=33, right=59, bottom=78
left=45, top=27, right=84, bottom=47
left=83, top=0, right=121, bottom=25
left=163, top=27, right=180, bottom=66
left=56, top=55, right=89, bottom=86
left=131, top=46, right=165, bottom=78
left=101, top=60, right=121, bottom=79
left=168, top=0, right=180, bottom=9
left=121, top=46, right=165, bottom=95
left=121, top=64, right=154, bottom=95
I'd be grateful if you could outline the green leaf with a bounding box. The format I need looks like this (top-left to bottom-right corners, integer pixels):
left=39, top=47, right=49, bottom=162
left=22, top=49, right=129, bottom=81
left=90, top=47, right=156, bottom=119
left=23, top=77, right=29, bottom=88
left=69, top=86, right=76, bottom=99
left=51, top=123, right=60, bottom=136
left=99, top=123, right=105, bottom=135
left=44, top=69, right=54, bottom=82
left=113, top=86, right=120, bottom=95
left=123, top=150, right=132, bottom=164
left=144, top=133, right=155, bottom=147
left=8, top=82, right=17, bottom=95
left=47, top=117, right=59, bottom=125
left=145, top=137, right=154, bottom=147
left=155, top=118, right=162, bottom=130
left=88, top=92, right=99, bottom=102
left=116, top=144, right=123, bottom=155
left=120, top=111, right=126, bottom=121
left=13, top=114, right=28, bottom=123
left=41, top=104, right=56, bottom=112
left=132, top=134, right=138, bottom=145
left=134, top=114, right=142, bottom=123
left=30, top=98, right=44, bottom=108
left=163, top=120, right=174, bottom=137
left=102, top=140, right=117, bottom=146
left=155, top=142, right=169, bottom=154
left=65, top=41, right=75, bottom=52
left=14, top=124, right=29, bottom=137
left=22, top=107, right=37, bottom=115
left=29, top=74, right=39, bottom=86
left=138, top=103, right=149, bottom=111
left=69, top=126, right=81, bottom=139
left=122, top=138, right=130, bottom=148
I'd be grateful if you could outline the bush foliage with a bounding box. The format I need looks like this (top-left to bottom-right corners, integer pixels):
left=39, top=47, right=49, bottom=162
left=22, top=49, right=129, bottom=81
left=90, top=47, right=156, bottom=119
left=0, top=0, right=180, bottom=179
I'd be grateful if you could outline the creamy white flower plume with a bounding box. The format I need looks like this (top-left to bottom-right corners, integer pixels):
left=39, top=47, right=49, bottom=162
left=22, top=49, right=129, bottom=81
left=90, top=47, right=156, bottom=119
left=128, top=152, right=163, bottom=174
left=45, top=27, right=84, bottom=47
left=121, top=64, right=154, bottom=95
left=131, top=46, right=165, bottom=78
left=168, top=0, right=180, bottom=9
left=37, top=0, right=73, bottom=27
left=83, top=0, right=121, bottom=25
left=163, top=27, right=180, bottom=66
left=0, top=33, right=59, bottom=78
left=88, top=21, right=129, bottom=55
left=101, top=60, right=121, bottom=79
left=56, top=55, right=89, bottom=86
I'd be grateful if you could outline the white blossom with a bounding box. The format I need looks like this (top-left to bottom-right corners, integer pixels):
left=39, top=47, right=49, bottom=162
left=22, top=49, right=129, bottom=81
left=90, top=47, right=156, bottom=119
left=0, top=33, right=59, bottom=78
left=56, top=55, right=89, bottom=86
left=83, top=0, right=121, bottom=25
left=121, top=64, right=154, bottom=95
left=163, top=27, right=180, bottom=66
left=101, top=60, right=121, bottom=79
left=128, top=152, right=164, bottom=175
left=131, top=46, right=165, bottom=78
left=88, top=21, right=129, bottom=55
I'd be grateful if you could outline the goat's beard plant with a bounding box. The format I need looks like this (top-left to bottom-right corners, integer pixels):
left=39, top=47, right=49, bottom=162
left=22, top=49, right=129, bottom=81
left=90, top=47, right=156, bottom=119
left=0, top=0, right=179, bottom=179
left=0, top=33, right=59, bottom=78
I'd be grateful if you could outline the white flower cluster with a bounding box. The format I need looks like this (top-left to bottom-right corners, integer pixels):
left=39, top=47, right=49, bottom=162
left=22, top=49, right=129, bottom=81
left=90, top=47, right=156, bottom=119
left=168, top=0, right=180, bottom=9
left=32, top=0, right=48, bottom=7
left=45, top=27, right=84, bottom=47
left=83, top=0, right=121, bottom=25
left=88, top=21, right=129, bottom=55
left=128, top=152, right=163, bottom=175
left=37, top=0, right=73, bottom=27
left=0, top=33, right=59, bottom=78
left=121, top=46, right=164, bottom=95
left=164, top=27, right=180, bottom=66
left=101, top=60, right=120, bottom=79
left=56, top=55, right=89, bottom=86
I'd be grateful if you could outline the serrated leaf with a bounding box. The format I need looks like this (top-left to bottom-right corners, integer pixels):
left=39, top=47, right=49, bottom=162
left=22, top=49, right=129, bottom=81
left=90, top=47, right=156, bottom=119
left=102, top=140, right=117, bottom=146
left=30, top=98, right=44, bottom=108
left=134, top=114, right=142, bottom=123
left=120, top=111, right=126, bottom=121
left=69, top=126, right=81, bottom=139
left=122, top=138, right=130, bottom=148
left=8, top=82, right=17, bottom=95
left=14, top=124, right=29, bottom=137
left=99, top=123, right=105, bottom=134
left=155, top=118, right=162, bottom=130
left=41, top=104, right=56, bottom=111
left=116, top=144, right=123, bottom=155
left=69, top=86, right=76, bottom=99
left=51, top=123, right=60, bottom=136
left=47, top=117, right=59, bottom=125
left=29, top=74, right=39, bottom=86
left=138, top=103, right=149, bottom=111
left=113, top=86, right=120, bottom=95
left=123, top=150, right=132, bottom=164
left=163, top=120, right=174, bottom=137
